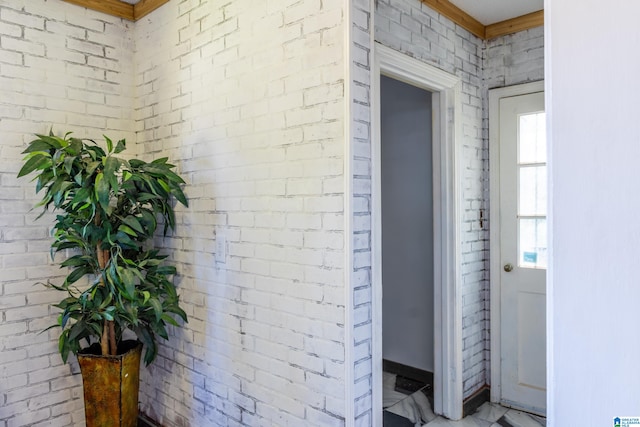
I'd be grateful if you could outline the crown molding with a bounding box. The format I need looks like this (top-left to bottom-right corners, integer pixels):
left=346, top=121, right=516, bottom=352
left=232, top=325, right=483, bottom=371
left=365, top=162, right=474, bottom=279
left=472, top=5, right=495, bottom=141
left=63, top=0, right=542, bottom=38
left=61, top=0, right=169, bottom=22
left=61, top=0, right=134, bottom=20
left=421, top=0, right=485, bottom=39
left=485, top=10, right=544, bottom=39
left=134, top=0, right=170, bottom=20
left=421, top=0, right=543, bottom=40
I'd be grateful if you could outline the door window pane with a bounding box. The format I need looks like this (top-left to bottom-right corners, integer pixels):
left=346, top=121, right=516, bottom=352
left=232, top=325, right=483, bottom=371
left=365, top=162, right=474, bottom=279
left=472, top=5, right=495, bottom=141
left=517, top=111, right=547, bottom=269
left=518, top=112, right=546, bottom=164
left=519, top=165, right=547, bottom=216
left=519, top=218, right=547, bottom=269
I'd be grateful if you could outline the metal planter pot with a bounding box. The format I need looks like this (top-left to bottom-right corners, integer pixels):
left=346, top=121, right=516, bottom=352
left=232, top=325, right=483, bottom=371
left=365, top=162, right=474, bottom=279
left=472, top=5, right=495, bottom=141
left=78, top=340, right=142, bottom=427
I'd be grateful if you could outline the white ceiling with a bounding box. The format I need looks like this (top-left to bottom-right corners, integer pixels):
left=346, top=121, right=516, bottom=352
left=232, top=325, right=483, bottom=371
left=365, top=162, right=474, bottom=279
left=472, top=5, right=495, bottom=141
left=447, top=0, right=543, bottom=25
left=117, top=0, right=542, bottom=26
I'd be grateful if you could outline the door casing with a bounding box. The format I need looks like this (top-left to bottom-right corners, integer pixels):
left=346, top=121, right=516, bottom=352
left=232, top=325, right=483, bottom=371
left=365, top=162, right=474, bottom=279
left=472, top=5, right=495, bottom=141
left=372, top=42, right=463, bottom=424
left=489, top=80, right=545, bottom=406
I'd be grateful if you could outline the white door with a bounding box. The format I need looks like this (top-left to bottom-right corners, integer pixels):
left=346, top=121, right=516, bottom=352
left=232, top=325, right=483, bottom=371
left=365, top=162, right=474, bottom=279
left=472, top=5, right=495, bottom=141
left=498, top=91, right=546, bottom=415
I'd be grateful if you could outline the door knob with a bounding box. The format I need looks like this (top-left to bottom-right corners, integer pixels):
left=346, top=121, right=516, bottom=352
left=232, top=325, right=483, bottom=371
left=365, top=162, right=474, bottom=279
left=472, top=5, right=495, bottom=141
left=503, top=263, right=514, bottom=272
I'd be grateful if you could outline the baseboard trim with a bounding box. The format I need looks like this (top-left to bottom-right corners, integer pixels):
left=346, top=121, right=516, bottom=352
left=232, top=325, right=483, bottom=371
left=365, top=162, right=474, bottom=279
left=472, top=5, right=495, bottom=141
left=138, top=413, right=161, bottom=427
left=382, top=359, right=434, bottom=385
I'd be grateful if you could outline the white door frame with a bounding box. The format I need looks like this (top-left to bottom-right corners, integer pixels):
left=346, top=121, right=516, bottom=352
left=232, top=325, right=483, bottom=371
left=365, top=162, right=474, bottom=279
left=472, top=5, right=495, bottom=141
left=372, top=43, right=463, bottom=424
left=489, top=80, right=545, bottom=405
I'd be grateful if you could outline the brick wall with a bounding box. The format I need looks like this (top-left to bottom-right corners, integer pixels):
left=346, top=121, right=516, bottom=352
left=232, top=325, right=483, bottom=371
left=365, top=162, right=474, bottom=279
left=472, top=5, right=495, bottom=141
left=133, top=1, right=347, bottom=425
left=0, top=1, right=135, bottom=426
left=374, top=0, right=544, bottom=400
left=484, top=26, right=544, bottom=90
left=0, top=0, right=544, bottom=425
left=375, top=0, right=488, bottom=399
left=348, top=0, right=375, bottom=425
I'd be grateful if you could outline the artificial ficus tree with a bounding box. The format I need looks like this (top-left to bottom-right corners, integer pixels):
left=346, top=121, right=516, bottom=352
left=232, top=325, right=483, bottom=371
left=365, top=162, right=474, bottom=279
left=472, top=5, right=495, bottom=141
left=18, top=131, right=188, bottom=365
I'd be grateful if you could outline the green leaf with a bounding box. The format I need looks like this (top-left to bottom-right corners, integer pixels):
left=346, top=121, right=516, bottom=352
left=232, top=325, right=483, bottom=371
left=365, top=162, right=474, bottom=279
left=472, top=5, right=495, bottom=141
left=156, top=266, right=177, bottom=276
left=17, top=154, right=50, bottom=178
left=114, top=139, right=126, bottom=154
left=142, top=164, right=173, bottom=176
left=68, top=319, right=87, bottom=342
left=63, top=155, right=75, bottom=175
left=64, top=266, right=90, bottom=286
left=99, top=292, right=113, bottom=309
left=60, top=255, right=91, bottom=268
left=167, top=305, right=188, bottom=323
left=161, top=313, right=179, bottom=327
left=170, top=184, right=188, bottom=207
left=102, top=309, right=114, bottom=321
left=71, top=187, right=91, bottom=209
left=164, top=170, right=185, bottom=184
left=59, top=331, right=70, bottom=364
left=129, top=159, right=145, bottom=168
left=67, top=138, right=83, bottom=156
left=135, top=326, right=156, bottom=366
left=157, top=179, right=170, bottom=193
left=152, top=322, right=168, bottom=340
left=94, top=172, right=110, bottom=212
left=103, top=156, right=121, bottom=192
left=137, top=193, right=160, bottom=202
left=118, top=267, right=137, bottom=299
left=113, top=231, right=139, bottom=249
left=122, top=216, right=144, bottom=234
left=118, top=224, right=138, bottom=237
left=34, top=134, right=64, bottom=149
left=149, top=298, right=163, bottom=322
left=85, top=161, right=101, bottom=177
left=22, top=139, right=55, bottom=154
left=104, top=135, right=113, bottom=153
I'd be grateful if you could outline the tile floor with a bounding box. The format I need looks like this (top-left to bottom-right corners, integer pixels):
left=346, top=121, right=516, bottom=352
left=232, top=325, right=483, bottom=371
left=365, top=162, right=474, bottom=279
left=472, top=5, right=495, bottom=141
left=383, top=372, right=546, bottom=427
left=386, top=401, right=546, bottom=427
left=423, top=402, right=546, bottom=426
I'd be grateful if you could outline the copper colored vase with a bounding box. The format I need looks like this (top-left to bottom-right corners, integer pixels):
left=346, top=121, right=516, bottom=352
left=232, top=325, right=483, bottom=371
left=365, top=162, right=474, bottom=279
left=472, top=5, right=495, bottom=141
left=78, top=340, right=142, bottom=427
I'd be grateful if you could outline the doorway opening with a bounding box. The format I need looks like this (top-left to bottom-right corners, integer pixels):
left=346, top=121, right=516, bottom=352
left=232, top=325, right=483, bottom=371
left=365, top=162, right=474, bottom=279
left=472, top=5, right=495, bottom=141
left=372, top=43, right=463, bottom=426
left=379, top=75, right=436, bottom=425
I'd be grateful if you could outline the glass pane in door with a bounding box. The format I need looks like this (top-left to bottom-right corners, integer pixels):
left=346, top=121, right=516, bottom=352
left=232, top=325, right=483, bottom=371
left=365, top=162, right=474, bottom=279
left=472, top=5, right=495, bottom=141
left=519, top=218, right=547, bottom=268
left=518, top=112, right=547, bottom=269
left=518, top=112, right=546, bottom=164
left=519, top=165, right=547, bottom=216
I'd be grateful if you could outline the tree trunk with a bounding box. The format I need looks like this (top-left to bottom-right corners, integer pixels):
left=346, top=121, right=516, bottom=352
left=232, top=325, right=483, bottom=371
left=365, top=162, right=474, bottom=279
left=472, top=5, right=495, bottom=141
left=97, top=245, right=116, bottom=356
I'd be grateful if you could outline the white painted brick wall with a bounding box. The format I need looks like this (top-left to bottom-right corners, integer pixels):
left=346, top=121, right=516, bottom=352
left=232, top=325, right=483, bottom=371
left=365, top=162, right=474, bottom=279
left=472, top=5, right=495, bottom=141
left=133, top=1, right=347, bottom=425
left=484, top=26, right=544, bottom=90
left=1, top=0, right=544, bottom=425
left=374, top=0, right=544, bottom=401
left=348, top=0, right=374, bottom=424
left=375, top=0, right=489, bottom=399
left=0, top=1, right=135, bottom=426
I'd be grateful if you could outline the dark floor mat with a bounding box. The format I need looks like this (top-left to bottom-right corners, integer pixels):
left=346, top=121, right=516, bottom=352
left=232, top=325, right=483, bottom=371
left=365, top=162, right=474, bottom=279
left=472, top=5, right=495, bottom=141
left=383, top=410, right=415, bottom=427
left=394, top=374, right=430, bottom=395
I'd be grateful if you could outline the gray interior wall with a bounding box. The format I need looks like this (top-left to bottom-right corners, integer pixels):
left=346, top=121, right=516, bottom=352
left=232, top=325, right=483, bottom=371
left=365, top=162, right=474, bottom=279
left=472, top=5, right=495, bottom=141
left=381, top=75, right=434, bottom=373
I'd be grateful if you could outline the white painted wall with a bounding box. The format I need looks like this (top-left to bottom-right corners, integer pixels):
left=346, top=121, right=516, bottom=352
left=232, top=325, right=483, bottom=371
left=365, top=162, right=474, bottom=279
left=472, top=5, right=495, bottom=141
left=380, top=75, right=434, bottom=373
left=133, top=1, right=347, bottom=426
left=0, top=2, right=135, bottom=426
left=2, top=0, right=349, bottom=426
left=546, top=1, right=640, bottom=425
